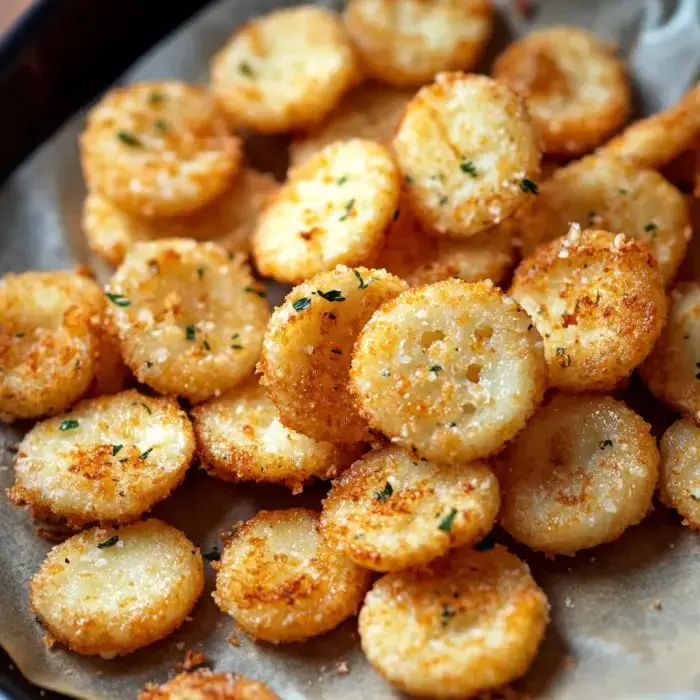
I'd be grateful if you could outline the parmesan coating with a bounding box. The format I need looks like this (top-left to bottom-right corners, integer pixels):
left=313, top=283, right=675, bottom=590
left=139, top=671, right=279, bottom=700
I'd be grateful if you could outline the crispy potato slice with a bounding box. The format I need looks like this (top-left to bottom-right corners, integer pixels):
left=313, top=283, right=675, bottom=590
left=259, top=265, right=407, bottom=444
left=639, top=283, right=700, bottom=421
left=344, top=0, right=493, bottom=87
left=492, top=26, right=630, bottom=156
left=191, top=376, right=361, bottom=493
left=210, top=5, right=360, bottom=134
left=30, top=519, right=203, bottom=658
left=0, top=271, right=104, bottom=422
left=518, top=155, right=691, bottom=284
left=139, top=671, right=279, bottom=700
left=497, top=394, right=658, bottom=555
left=213, top=508, right=371, bottom=644
left=84, top=169, right=279, bottom=266
left=511, top=227, right=667, bottom=392
left=253, top=139, right=400, bottom=284
left=358, top=545, right=549, bottom=698
left=351, top=279, right=546, bottom=463
left=81, top=81, right=242, bottom=217
left=393, top=73, right=541, bottom=237
left=8, top=390, right=194, bottom=528
left=106, top=239, right=269, bottom=403
left=320, top=446, right=499, bottom=571
left=289, top=84, right=413, bottom=167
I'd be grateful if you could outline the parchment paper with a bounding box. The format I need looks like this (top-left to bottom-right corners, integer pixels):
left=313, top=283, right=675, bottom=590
left=2, top=1, right=700, bottom=698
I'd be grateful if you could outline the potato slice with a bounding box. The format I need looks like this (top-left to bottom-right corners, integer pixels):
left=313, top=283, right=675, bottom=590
left=213, top=508, right=371, bottom=644
left=358, top=545, right=549, bottom=698
left=511, top=227, right=667, bottom=392
left=106, top=239, right=269, bottom=403
left=210, top=5, right=360, bottom=134
left=497, top=394, right=658, bottom=555
left=191, top=376, right=361, bottom=493
left=253, top=139, right=400, bottom=284
left=351, top=279, right=546, bottom=463
left=259, top=265, right=407, bottom=444
left=81, top=81, right=241, bottom=217
left=321, top=446, right=499, bottom=571
left=344, top=0, right=493, bottom=87
left=492, top=26, right=630, bottom=156
left=8, top=390, right=194, bottom=528
left=139, top=671, right=279, bottom=700
left=0, top=271, right=103, bottom=422
left=31, top=519, right=203, bottom=658
left=393, top=73, right=541, bottom=237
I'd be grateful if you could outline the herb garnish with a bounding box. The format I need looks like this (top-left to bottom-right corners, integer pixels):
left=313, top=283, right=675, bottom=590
left=404, top=175, right=414, bottom=185
left=239, top=61, right=255, bottom=77
left=439, top=195, right=449, bottom=206
left=59, top=419, right=79, bottom=431
left=520, top=178, right=539, bottom=195
left=244, top=285, right=267, bottom=298
left=460, top=161, right=477, bottom=176
left=197, top=267, right=205, bottom=280
left=97, top=535, right=119, bottom=549
left=317, top=289, right=345, bottom=302
left=186, top=324, right=196, bottom=341
left=105, top=292, right=130, bottom=307
left=139, top=447, right=154, bottom=460
left=153, top=119, right=167, bottom=133
left=148, top=91, right=164, bottom=105
left=117, top=130, right=142, bottom=147
left=112, top=444, right=123, bottom=457
left=202, top=340, right=211, bottom=351
left=339, top=199, right=355, bottom=222
left=375, top=482, right=393, bottom=501
left=140, top=402, right=152, bottom=415
left=331, top=348, right=342, bottom=355
left=644, top=223, right=658, bottom=233
left=430, top=365, right=443, bottom=373
left=438, top=508, right=458, bottom=532
left=440, top=603, right=457, bottom=627
left=293, top=297, right=311, bottom=312
left=354, top=269, right=370, bottom=289
left=336, top=175, right=348, bottom=186
left=556, top=346, right=571, bottom=367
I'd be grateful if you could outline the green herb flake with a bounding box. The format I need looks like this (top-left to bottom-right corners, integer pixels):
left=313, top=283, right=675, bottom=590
left=153, top=119, right=168, bottom=133
left=354, top=269, right=370, bottom=289
left=231, top=344, right=243, bottom=350
left=404, top=175, right=414, bottom=185
left=438, top=508, right=458, bottom=532
left=148, top=91, right=165, bottom=105
left=244, top=285, right=267, bottom=298
left=117, top=130, right=142, bottom=147
left=239, top=61, right=255, bottom=77
left=439, top=195, right=449, bottom=206
left=140, top=402, right=152, bottom=415
left=144, top=360, right=153, bottom=368
left=644, top=223, right=658, bottom=232
left=339, top=198, right=356, bottom=222
left=440, top=603, right=457, bottom=627
left=618, top=188, right=629, bottom=195
left=460, top=161, right=477, bottom=176
left=375, top=482, right=393, bottom=501
left=186, top=324, right=196, bottom=341
left=430, top=365, right=443, bottom=373
left=197, top=267, right=205, bottom=280
left=97, top=535, right=119, bottom=549
left=599, top=439, right=613, bottom=450
left=112, top=444, right=123, bottom=457
left=520, top=178, right=539, bottom=195
left=556, top=346, right=571, bottom=367
left=105, top=292, right=130, bottom=307
left=139, top=447, right=154, bottom=460
left=59, top=419, right=79, bottom=431
left=202, top=340, right=211, bottom=351
left=293, top=297, right=311, bottom=312
left=317, top=289, right=346, bottom=302
left=336, top=175, right=348, bottom=186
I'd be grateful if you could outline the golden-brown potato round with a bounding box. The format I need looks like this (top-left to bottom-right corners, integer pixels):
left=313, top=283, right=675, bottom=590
left=321, top=446, right=499, bottom=571
left=210, top=5, right=360, bottom=134
left=639, top=283, right=700, bottom=421
left=106, top=239, right=269, bottom=403
left=497, top=394, right=658, bottom=555
left=81, top=81, right=242, bottom=217
left=351, top=279, right=546, bottom=463
left=30, top=519, right=203, bottom=658
left=191, top=376, right=361, bottom=493
left=344, top=0, right=493, bottom=87
left=518, top=155, right=691, bottom=284
left=259, top=265, right=407, bottom=444
left=0, top=271, right=104, bottom=422
left=8, top=390, right=194, bottom=528
left=510, top=227, right=667, bottom=392
left=393, top=73, right=541, bottom=237
left=253, top=139, right=400, bottom=284
left=289, top=83, right=413, bottom=168
left=213, top=508, right=371, bottom=644
left=139, top=671, right=279, bottom=700
left=358, top=545, right=549, bottom=698
left=83, top=169, right=279, bottom=266
left=492, top=26, right=630, bottom=156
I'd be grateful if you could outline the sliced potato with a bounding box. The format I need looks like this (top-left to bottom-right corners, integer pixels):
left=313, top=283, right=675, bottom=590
left=31, top=519, right=203, bottom=658
left=81, top=81, right=241, bottom=217
left=139, top=671, right=279, bottom=700
left=253, top=139, right=400, bottom=284
left=259, top=265, right=407, bottom=444
left=106, top=239, right=269, bottom=403
left=511, top=227, right=667, bottom=392
left=393, top=73, right=541, bottom=237
left=213, top=508, right=371, bottom=644
left=518, top=155, right=691, bottom=284
left=358, top=545, right=549, bottom=698
left=84, top=169, right=279, bottom=266
left=492, top=26, right=630, bottom=156
left=351, top=279, right=546, bottom=463
left=210, top=5, right=360, bottom=134
left=8, top=390, right=194, bottom=528
left=0, top=271, right=104, bottom=422
left=344, top=0, right=493, bottom=87
left=497, top=394, right=658, bottom=555
left=321, top=446, right=499, bottom=571
left=192, top=376, right=361, bottom=493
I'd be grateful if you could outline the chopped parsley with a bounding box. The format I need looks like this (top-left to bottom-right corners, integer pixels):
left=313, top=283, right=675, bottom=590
left=239, top=61, right=255, bottom=77
left=440, top=603, right=457, bottom=627
left=618, top=188, right=629, bottom=195
left=375, top=482, right=393, bottom=501
left=644, top=223, right=658, bottom=233
left=117, top=130, right=142, bottom=147
left=460, top=161, right=477, bottom=176
left=293, top=297, right=311, bottom=312
left=439, top=195, right=449, bottom=206
left=112, top=444, right=123, bottom=457
left=556, top=346, right=571, bottom=367
left=197, top=267, right=205, bottom=280
left=354, top=269, right=370, bottom=289
left=599, top=439, right=613, bottom=450
left=231, top=343, right=243, bottom=350
left=404, top=175, right=414, bottom=185
left=520, top=178, right=539, bottom=195
left=430, top=365, right=443, bottom=373
left=317, top=289, right=346, bottom=302
left=97, top=535, right=119, bottom=549
left=105, top=292, right=130, bottom=307
left=144, top=360, right=153, bottom=368
left=203, top=548, right=221, bottom=562
left=59, top=419, right=79, bottom=431
left=139, top=447, right=154, bottom=460
left=148, top=91, right=165, bottom=105
left=202, top=340, right=211, bottom=351
left=438, top=508, right=458, bottom=532
left=244, top=285, right=267, bottom=298
left=336, top=175, right=348, bottom=186
left=139, top=402, right=152, bottom=415
left=186, top=324, right=196, bottom=341
left=153, top=119, right=168, bottom=133
left=339, top=198, right=356, bottom=222
left=14, top=332, right=25, bottom=338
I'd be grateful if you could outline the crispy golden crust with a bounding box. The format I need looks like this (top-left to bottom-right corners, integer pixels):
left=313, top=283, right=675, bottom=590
left=510, top=227, right=667, bottom=392
left=81, top=81, right=242, bottom=217
left=320, top=446, right=499, bottom=571
left=393, top=73, right=541, bottom=237
left=259, top=265, right=407, bottom=444
left=30, top=519, right=203, bottom=658
left=210, top=5, right=360, bottom=134
left=497, top=394, right=658, bottom=555
left=213, top=508, right=371, bottom=643
left=492, top=26, right=630, bottom=156
left=139, top=671, right=279, bottom=700
left=358, top=546, right=549, bottom=697
left=350, top=279, right=547, bottom=463
left=344, top=0, right=493, bottom=87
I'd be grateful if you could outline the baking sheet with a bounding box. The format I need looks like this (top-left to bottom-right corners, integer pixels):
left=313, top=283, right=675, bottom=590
left=2, top=0, right=700, bottom=698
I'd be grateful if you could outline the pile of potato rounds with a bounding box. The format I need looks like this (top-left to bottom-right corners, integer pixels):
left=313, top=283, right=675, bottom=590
left=3, top=2, right=700, bottom=698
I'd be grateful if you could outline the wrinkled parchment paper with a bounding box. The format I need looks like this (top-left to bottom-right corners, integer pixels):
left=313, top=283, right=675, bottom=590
left=2, top=0, right=700, bottom=698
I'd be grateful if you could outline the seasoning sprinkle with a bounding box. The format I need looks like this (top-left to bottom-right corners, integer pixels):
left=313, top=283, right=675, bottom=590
left=105, top=292, right=130, bottom=307
left=438, top=508, right=458, bottom=532
left=117, top=130, right=142, bottom=147
left=59, top=419, right=79, bottom=431
left=293, top=297, right=311, bottom=312
left=375, top=482, right=393, bottom=501
left=97, top=535, right=119, bottom=549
